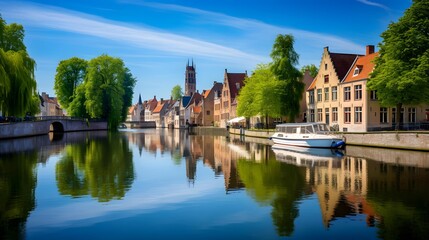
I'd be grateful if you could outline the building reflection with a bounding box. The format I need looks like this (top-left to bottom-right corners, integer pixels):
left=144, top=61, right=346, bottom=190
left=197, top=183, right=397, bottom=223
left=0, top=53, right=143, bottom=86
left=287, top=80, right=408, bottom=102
left=123, top=129, right=429, bottom=238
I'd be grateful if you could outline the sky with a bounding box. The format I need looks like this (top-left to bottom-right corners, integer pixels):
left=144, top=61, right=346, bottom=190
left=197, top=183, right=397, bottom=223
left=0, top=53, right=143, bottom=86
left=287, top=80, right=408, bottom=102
left=0, top=0, right=412, bottom=104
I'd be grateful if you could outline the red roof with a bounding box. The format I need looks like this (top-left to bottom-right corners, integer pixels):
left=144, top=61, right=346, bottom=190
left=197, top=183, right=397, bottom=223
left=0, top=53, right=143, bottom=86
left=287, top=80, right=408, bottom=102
left=152, top=102, right=164, bottom=113
left=227, top=72, right=247, bottom=99
left=330, top=53, right=361, bottom=80
left=343, top=52, right=379, bottom=83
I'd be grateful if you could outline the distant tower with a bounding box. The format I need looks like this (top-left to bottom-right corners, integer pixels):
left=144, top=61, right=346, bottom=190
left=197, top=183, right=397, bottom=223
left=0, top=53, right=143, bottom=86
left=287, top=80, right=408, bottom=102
left=185, top=59, right=196, bottom=96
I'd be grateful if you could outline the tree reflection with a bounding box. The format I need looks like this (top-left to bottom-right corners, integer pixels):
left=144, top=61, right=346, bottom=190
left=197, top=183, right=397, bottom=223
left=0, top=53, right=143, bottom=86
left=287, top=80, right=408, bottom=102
left=0, top=151, right=38, bottom=239
left=237, top=151, right=308, bottom=236
left=56, top=132, right=134, bottom=202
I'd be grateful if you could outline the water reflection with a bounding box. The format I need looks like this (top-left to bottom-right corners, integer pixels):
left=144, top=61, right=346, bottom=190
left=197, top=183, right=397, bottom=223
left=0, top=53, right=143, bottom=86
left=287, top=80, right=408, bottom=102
left=0, top=151, right=38, bottom=239
left=1, top=129, right=429, bottom=238
left=55, top=132, right=134, bottom=202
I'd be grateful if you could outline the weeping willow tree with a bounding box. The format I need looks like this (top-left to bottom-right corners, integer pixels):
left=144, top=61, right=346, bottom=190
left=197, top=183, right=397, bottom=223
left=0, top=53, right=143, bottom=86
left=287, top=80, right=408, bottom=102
left=0, top=15, right=38, bottom=116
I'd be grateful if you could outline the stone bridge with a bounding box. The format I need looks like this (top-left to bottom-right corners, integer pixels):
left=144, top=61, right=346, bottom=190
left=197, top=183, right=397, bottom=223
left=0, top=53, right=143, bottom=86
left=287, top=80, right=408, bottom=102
left=0, top=116, right=108, bottom=139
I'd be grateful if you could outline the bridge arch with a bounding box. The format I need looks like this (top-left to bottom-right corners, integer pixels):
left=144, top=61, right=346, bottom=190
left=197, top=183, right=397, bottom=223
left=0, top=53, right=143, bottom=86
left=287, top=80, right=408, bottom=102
left=50, top=121, right=64, bottom=132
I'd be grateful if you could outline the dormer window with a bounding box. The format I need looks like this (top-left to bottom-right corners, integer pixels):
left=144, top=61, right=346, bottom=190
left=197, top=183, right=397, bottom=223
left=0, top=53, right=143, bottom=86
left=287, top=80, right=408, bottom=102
left=236, top=83, right=240, bottom=90
left=353, top=65, right=363, bottom=76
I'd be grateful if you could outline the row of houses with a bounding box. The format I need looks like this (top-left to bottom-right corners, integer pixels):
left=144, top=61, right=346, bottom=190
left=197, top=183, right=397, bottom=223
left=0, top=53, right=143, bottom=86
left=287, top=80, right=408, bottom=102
left=128, top=61, right=248, bottom=129
left=129, top=45, right=429, bottom=132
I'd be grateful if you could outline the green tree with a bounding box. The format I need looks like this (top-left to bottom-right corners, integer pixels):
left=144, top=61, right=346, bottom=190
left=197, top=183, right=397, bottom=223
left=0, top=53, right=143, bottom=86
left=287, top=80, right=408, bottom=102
left=367, top=0, right=429, bottom=130
left=171, top=85, right=183, bottom=100
left=68, top=83, right=89, bottom=118
left=121, top=68, right=137, bottom=122
left=300, top=64, right=318, bottom=78
left=54, top=57, right=88, bottom=110
left=0, top=15, right=37, bottom=116
left=237, top=64, right=284, bottom=127
left=85, top=54, right=125, bottom=129
left=270, top=34, right=304, bottom=122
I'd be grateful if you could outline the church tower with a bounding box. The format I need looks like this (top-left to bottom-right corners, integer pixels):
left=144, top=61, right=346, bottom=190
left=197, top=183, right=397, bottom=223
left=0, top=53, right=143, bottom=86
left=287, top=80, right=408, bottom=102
left=185, top=59, right=196, bottom=96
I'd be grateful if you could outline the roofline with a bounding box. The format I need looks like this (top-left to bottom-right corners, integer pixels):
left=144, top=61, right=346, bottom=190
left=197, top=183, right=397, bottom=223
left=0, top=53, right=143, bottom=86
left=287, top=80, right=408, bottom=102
left=340, top=55, right=360, bottom=83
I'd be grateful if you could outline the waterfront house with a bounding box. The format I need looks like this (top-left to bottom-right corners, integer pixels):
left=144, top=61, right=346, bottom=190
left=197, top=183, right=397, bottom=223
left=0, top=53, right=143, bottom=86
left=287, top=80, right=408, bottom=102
left=307, top=46, right=361, bottom=130
left=38, top=92, right=64, bottom=116
left=128, top=94, right=144, bottom=121
left=144, top=96, right=158, bottom=123
left=307, top=45, right=429, bottom=132
left=199, top=82, right=223, bottom=126
left=214, top=69, right=247, bottom=128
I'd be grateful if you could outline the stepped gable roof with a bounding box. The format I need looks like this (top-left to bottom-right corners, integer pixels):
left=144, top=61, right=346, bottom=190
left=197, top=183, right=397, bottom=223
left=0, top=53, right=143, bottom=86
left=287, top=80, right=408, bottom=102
left=330, top=52, right=361, bottom=81
left=226, top=72, right=247, bottom=99
left=343, top=52, right=379, bottom=83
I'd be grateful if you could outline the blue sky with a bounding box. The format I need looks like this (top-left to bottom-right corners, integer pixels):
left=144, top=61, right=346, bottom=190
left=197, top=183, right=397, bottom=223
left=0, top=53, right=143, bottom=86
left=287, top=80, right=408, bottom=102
left=0, top=0, right=411, bottom=104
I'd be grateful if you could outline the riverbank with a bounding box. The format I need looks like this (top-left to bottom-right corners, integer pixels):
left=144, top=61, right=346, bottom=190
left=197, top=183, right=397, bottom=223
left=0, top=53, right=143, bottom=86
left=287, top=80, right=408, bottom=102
left=227, top=128, right=429, bottom=151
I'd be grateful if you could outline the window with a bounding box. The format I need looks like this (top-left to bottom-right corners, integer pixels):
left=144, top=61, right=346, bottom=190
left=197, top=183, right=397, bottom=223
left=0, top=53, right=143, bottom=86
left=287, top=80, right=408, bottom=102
left=223, top=101, right=229, bottom=108
left=236, top=83, right=240, bottom=91
left=332, top=107, right=338, bottom=122
left=344, top=87, right=351, bottom=101
left=380, top=107, right=388, bottom=123
left=325, top=63, right=327, bottom=70
left=353, top=67, right=360, bottom=76
left=324, top=75, right=329, bottom=83
left=354, top=107, right=362, bottom=123
left=332, top=86, right=337, bottom=101
left=317, top=108, right=323, bottom=122
left=392, top=108, right=404, bottom=123
left=324, top=88, right=329, bottom=101
left=317, top=89, right=322, bottom=102
left=310, top=109, right=315, bottom=122
left=309, top=91, right=314, bottom=104
left=325, top=108, right=330, bottom=124
left=370, top=90, right=377, bottom=100
left=408, top=108, right=416, bottom=123
left=344, top=107, right=351, bottom=123
left=206, top=110, right=210, bottom=115
left=354, top=85, right=362, bottom=100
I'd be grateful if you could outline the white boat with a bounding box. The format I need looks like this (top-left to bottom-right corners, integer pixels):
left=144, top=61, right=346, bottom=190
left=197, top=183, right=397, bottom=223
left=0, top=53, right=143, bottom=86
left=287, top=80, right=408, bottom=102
left=269, top=123, right=345, bottom=148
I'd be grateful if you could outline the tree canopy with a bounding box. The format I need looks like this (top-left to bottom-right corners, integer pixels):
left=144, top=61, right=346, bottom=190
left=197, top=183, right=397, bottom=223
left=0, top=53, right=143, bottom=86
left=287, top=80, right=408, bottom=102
left=54, top=57, right=88, bottom=110
left=55, top=54, right=136, bottom=129
left=300, top=64, right=318, bottom=78
left=171, top=85, right=183, bottom=100
left=0, top=15, right=39, bottom=116
left=237, top=64, right=284, bottom=120
left=270, top=34, right=304, bottom=122
left=367, top=0, right=429, bottom=128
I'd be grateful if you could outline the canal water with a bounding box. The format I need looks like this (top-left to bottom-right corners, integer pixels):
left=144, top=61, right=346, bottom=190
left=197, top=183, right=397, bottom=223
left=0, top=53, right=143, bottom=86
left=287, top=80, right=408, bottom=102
left=1, top=129, right=428, bottom=239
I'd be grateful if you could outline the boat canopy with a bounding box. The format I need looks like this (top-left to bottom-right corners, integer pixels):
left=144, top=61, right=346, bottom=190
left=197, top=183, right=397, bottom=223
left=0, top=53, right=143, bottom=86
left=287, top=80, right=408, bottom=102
left=275, top=123, right=331, bottom=134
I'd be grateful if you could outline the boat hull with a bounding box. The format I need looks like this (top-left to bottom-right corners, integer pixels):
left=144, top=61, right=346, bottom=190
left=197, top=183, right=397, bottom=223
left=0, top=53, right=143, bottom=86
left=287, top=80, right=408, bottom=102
left=270, top=135, right=345, bottom=148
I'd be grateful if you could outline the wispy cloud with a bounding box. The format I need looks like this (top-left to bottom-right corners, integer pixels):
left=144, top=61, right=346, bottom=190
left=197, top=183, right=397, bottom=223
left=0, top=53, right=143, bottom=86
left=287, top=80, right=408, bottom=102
left=0, top=2, right=267, bottom=63
left=123, top=0, right=364, bottom=52
left=356, top=0, right=389, bottom=10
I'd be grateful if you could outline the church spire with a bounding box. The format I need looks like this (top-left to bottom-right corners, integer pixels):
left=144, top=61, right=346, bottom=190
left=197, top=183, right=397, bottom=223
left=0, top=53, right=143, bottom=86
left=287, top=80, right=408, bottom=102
left=138, top=94, right=142, bottom=105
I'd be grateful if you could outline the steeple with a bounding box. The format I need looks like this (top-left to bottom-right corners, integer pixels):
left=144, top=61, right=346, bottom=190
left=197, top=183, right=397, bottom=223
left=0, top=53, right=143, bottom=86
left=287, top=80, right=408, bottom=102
left=138, top=94, right=142, bottom=105
left=185, top=59, right=196, bottom=96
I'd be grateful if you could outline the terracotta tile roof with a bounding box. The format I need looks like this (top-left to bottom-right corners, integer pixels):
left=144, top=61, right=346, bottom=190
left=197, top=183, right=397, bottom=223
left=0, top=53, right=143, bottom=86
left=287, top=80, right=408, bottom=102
left=330, top=53, right=361, bottom=80
left=202, top=89, right=211, bottom=98
left=343, top=52, right=379, bottom=83
left=128, top=104, right=136, bottom=114
left=227, top=72, right=247, bottom=99
left=192, top=106, right=201, bottom=114
left=152, top=101, right=165, bottom=113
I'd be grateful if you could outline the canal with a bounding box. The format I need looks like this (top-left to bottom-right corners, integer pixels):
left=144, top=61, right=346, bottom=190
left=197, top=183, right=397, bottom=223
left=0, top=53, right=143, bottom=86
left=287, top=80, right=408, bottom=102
left=1, top=129, right=428, bottom=239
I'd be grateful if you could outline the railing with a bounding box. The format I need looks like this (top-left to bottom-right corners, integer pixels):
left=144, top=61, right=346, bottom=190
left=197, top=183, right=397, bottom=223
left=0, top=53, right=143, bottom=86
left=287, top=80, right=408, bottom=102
left=367, top=122, right=429, bottom=131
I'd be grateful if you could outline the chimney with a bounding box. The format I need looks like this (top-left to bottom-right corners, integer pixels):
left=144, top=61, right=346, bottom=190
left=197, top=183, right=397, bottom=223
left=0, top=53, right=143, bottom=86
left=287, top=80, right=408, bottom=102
left=161, top=98, right=163, bottom=102
left=366, top=45, right=375, bottom=55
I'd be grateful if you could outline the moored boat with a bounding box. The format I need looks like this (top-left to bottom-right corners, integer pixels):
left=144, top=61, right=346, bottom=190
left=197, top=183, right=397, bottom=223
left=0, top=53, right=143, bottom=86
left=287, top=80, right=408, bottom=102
left=269, top=123, right=345, bottom=148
